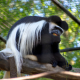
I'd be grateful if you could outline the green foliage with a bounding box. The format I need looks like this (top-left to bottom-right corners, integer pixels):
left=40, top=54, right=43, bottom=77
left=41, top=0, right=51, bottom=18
left=0, top=71, right=4, bottom=79
left=0, top=40, right=5, bottom=50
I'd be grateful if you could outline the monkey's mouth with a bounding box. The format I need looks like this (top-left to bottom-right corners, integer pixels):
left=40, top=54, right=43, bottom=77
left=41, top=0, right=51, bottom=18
left=51, top=30, right=61, bottom=36
left=53, top=33, right=58, bottom=36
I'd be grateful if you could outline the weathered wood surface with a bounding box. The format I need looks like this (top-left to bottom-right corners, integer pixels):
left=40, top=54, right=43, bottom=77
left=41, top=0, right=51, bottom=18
left=0, top=52, right=80, bottom=80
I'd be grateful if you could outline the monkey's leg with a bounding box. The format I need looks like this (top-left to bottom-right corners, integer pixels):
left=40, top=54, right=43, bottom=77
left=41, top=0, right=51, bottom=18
left=38, top=44, right=57, bottom=67
left=53, top=53, right=72, bottom=71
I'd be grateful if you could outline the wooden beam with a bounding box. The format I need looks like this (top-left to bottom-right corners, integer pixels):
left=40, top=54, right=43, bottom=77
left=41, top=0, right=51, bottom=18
left=0, top=36, right=6, bottom=43
left=0, top=52, right=80, bottom=80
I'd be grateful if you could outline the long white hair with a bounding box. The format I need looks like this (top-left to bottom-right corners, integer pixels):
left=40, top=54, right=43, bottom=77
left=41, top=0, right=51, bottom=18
left=5, top=20, right=46, bottom=73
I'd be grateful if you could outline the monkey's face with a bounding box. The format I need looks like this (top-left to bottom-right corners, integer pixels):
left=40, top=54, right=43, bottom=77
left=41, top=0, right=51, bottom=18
left=41, top=22, right=64, bottom=44
left=49, top=22, right=63, bottom=43
left=49, top=22, right=63, bottom=36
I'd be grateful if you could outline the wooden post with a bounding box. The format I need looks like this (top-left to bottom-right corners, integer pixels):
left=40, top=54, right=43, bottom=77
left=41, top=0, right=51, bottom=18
left=9, top=57, right=17, bottom=78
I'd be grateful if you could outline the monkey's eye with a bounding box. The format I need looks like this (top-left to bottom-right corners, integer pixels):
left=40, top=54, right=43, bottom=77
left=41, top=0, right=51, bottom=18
left=53, top=33, right=58, bottom=36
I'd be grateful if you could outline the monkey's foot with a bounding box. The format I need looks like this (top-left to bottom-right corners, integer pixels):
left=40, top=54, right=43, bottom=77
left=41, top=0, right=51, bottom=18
left=62, top=64, right=72, bottom=71
left=65, top=64, right=72, bottom=71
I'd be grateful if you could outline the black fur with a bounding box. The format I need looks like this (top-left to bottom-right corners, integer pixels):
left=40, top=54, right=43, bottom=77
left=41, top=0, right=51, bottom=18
left=48, top=16, right=68, bottom=30
left=7, top=16, right=72, bottom=71
left=7, top=16, right=68, bottom=39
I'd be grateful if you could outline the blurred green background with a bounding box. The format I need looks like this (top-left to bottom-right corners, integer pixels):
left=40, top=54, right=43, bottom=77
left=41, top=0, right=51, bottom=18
left=0, top=0, right=80, bottom=79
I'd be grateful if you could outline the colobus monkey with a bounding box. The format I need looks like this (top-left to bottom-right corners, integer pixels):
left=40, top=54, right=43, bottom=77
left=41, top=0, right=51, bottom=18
left=1, top=16, right=72, bottom=75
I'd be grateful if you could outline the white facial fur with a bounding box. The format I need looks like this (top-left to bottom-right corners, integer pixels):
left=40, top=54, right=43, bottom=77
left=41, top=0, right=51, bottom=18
left=49, top=22, right=64, bottom=34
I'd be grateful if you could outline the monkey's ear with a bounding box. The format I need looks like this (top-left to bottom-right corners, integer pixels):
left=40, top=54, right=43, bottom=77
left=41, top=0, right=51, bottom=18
left=61, top=21, right=68, bottom=31
left=48, top=16, right=61, bottom=23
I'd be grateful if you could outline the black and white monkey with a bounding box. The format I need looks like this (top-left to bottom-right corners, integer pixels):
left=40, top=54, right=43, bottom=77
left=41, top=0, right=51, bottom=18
left=0, top=16, right=72, bottom=76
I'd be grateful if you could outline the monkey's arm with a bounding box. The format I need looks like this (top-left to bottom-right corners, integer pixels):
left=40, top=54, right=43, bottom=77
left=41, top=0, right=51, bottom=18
left=53, top=52, right=72, bottom=71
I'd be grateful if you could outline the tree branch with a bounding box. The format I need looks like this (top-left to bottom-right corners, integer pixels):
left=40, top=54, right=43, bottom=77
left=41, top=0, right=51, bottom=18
left=0, top=36, right=6, bottom=43
left=60, top=47, right=80, bottom=52
left=2, top=71, right=80, bottom=80
left=0, top=52, right=80, bottom=80
left=51, top=0, right=80, bottom=25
